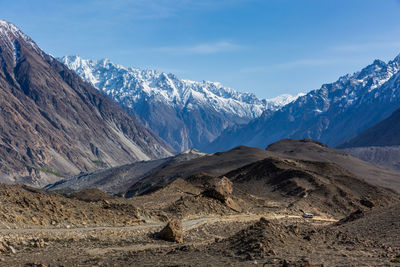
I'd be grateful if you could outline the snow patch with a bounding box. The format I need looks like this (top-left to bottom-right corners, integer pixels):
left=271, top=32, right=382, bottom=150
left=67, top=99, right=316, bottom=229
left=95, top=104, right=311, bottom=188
left=13, top=40, right=20, bottom=64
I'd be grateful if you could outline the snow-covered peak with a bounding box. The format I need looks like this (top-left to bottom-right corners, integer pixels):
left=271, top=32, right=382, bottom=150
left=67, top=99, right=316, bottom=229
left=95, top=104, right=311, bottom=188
left=286, top=55, right=400, bottom=117
left=60, top=55, right=300, bottom=119
left=0, top=20, right=43, bottom=57
left=180, top=148, right=207, bottom=156
left=268, top=93, right=305, bottom=107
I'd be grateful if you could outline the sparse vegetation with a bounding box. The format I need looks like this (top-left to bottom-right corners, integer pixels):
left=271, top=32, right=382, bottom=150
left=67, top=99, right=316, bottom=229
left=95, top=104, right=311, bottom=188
left=28, top=165, right=64, bottom=177
left=391, top=257, right=400, bottom=263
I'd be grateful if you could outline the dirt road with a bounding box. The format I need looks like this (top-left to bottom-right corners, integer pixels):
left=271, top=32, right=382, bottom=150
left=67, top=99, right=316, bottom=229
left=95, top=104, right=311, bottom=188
left=0, top=213, right=337, bottom=235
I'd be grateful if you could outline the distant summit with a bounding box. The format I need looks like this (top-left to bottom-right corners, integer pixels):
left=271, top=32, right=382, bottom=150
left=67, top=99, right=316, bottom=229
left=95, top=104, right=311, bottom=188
left=207, top=54, right=400, bottom=152
left=60, top=55, right=302, bottom=151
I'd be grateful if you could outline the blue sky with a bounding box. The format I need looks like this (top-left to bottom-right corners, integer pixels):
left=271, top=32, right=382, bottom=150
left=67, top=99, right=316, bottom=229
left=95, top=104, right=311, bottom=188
left=2, top=0, right=400, bottom=98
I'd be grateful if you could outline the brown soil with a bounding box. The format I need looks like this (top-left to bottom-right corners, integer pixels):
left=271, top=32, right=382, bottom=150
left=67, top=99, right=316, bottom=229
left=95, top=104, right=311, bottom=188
left=226, top=156, right=399, bottom=218
left=0, top=184, right=142, bottom=228
left=1, top=171, right=399, bottom=266
left=1, top=141, right=400, bottom=266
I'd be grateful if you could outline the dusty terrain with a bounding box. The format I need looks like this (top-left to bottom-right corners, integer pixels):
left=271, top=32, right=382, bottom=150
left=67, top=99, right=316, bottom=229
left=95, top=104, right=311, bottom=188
left=1, top=140, right=400, bottom=266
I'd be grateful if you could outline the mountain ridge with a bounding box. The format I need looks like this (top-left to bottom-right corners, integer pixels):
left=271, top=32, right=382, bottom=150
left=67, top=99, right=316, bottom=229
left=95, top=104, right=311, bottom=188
left=207, top=54, right=400, bottom=152
left=0, top=20, right=173, bottom=186
left=60, top=55, right=303, bottom=151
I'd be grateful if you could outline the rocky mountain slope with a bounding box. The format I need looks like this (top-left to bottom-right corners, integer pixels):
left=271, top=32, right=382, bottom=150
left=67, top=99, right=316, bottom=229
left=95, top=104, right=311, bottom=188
left=0, top=21, right=173, bottom=186
left=208, top=55, right=400, bottom=152
left=60, top=55, right=302, bottom=151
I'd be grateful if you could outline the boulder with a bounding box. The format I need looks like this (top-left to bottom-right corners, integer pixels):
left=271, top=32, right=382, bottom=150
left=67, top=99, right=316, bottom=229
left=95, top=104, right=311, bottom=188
left=158, top=218, right=183, bottom=243
left=203, top=176, right=233, bottom=202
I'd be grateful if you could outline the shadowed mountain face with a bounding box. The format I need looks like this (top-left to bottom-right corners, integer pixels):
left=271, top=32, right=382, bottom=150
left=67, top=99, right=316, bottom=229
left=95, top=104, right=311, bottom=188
left=339, top=106, right=400, bottom=148
left=337, top=107, right=400, bottom=172
left=0, top=21, right=173, bottom=186
left=342, top=146, right=400, bottom=173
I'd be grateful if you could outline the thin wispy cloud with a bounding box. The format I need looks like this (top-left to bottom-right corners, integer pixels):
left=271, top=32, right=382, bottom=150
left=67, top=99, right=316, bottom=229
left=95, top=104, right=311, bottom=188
left=240, top=58, right=353, bottom=73
left=154, top=41, right=243, bottom=55
left=92, top=0, right=254, bottom=20
left=331, top=41, right=400, bottom=52
left=277, top=58, right=348, bottom=68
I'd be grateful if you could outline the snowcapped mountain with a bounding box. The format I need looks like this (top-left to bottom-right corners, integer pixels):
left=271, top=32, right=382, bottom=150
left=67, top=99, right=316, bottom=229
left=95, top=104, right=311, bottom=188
left=60, top=55, right=301, bottom=151
left=208, top=55, right=400, bottom=152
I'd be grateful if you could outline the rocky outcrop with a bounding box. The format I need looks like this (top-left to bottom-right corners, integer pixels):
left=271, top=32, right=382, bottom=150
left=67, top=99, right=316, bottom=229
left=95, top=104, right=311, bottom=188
left=203, top=176, right=233, bottom=202
left=158, top=218, right=183, bottom=243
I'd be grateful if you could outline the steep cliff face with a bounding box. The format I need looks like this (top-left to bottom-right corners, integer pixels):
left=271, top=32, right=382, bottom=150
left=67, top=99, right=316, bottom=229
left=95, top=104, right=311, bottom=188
left=0, top=20, right=173, bottom=186
left=61, top=56, right=302, bottom=151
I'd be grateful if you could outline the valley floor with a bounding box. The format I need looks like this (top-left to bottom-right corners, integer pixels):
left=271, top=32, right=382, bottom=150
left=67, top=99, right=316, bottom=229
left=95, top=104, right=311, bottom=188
left=0, top=211, right=398, bottom=266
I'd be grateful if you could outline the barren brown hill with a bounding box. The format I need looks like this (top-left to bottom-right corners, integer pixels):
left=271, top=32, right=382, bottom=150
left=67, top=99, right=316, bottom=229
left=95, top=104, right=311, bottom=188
left=266, top=139, right=400, bottom=192
left=124, top=146, right=276, bottom=197
left=225, top=156, right=399, bottom=217
left=0, top=21, right=172, bottom=186
left=129, top=174, right=268, bottom=221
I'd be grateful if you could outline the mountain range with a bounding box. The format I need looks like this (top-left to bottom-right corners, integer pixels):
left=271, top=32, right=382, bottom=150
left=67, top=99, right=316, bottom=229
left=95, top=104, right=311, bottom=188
left=62, top=54, right=400, bottom=155
left=2, top=19, right=400, bottom=188
left=208, top=56, right=400, bottom=152
left=60, top=55, right=302, bottom=151
left=0, top=20, right=172, bottom=186
left=2, top=19, right=400, bottom=267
